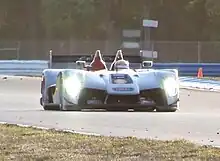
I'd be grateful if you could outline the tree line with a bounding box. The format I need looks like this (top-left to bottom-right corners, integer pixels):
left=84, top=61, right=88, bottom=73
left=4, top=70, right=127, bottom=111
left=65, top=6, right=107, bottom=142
left=0, top=0, right=219, bottom=41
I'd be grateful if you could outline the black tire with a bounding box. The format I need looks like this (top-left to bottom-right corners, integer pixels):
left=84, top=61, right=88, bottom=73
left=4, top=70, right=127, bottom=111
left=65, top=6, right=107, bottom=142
left=63, top=105, right=82, bottom=111
left=134, top=107, right=155, bottom=112
left=43, top=104, right=60, bottom=111
left=156, top=106, right=178, bottom=112
left=43, top=105, right=50, bottom=110
left=42, top=90, right=60, bottom=111
left=154, top=90, right=179, bottom=112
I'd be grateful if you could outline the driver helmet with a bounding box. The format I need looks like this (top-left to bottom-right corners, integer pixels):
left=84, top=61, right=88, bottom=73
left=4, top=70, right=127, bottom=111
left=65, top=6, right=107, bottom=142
left=114, top=59, right=129, bottom=70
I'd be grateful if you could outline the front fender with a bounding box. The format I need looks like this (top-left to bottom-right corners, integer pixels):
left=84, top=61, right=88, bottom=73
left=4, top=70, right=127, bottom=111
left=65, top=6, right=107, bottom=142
left=43, top=69, right=63, bottom=88
left=156, top=71, right=180, bottom=105
left=155, top=70, right=178, bottom=81
left=137, top=72, right=161, bottom=90
left=158, top=69, right=179, bottom=78
left=41, top=69, right=61, bottom=103
left=84, top=72, right=106, bottom=90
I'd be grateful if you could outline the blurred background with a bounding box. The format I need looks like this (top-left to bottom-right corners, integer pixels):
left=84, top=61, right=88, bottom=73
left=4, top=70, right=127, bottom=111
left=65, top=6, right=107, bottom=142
left=0, top=0, right=220, bottom=63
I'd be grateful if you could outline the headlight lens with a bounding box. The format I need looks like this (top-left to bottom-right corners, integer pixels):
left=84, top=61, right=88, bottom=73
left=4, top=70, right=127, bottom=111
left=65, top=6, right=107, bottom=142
left=63, top=76, right=82, bottom=97
left=163, top=77, right=178, bottom=97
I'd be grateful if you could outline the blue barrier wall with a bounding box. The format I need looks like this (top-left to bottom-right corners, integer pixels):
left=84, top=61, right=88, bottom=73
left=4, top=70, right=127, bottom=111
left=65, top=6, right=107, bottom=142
left=0, top=60, right=219, bottom=77
left=0, top=60, right=47, bottom=76
left=0, top=60, right=220, bottom=91
left=152, top=63, right=220, bottom=76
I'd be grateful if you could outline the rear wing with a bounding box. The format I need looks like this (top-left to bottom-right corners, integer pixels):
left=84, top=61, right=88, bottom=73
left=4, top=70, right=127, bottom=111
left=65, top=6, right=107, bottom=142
left=48, top=50, right=144, bottom=69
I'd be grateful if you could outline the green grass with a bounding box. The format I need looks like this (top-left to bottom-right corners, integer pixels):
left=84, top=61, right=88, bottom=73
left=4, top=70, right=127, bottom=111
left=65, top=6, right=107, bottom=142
left=184, top=76, right=220, bottom=81
left=199, top=77, right=220, bottom=81
left=0, top=124, right=220, bottom=161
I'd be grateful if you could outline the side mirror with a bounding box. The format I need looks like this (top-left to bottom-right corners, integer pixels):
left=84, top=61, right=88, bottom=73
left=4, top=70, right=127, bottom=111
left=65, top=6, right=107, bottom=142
left=76, top=60, right=86, bottom=68
left=142, top=61, right=153, bottom=68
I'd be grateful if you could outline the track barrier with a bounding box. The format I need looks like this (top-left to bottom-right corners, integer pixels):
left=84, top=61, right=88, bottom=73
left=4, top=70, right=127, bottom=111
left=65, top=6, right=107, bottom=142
left=0, top=60, right=220, bottom=90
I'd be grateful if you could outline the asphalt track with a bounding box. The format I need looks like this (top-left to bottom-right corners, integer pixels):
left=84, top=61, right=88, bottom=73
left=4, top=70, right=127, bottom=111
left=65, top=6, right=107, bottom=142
left=0, top=76, right=220, bottom=147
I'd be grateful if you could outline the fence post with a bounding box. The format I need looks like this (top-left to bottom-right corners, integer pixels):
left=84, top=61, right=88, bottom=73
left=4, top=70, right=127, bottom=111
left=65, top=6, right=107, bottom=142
left=197, top=41, right=201, bottom=63
left=49, top=50, right=52, bottom=68
left=151, top=41, right=154, bottom=61
left=16, top=41, right=20, bottom=60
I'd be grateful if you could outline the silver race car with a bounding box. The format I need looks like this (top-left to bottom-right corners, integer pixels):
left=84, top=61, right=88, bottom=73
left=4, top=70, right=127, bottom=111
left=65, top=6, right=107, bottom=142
left=40, top=50, right=180, bottom=112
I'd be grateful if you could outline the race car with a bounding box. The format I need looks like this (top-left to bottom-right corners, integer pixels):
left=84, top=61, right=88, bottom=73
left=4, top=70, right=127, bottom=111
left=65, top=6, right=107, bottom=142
left=40, top=50, right=180, bottom=112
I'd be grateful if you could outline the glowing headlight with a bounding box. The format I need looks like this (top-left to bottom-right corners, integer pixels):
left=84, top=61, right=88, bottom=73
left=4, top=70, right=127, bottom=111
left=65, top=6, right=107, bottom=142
left=63, top=76, right=82, bottom=97
left=163, top=77, right=178, bottom=97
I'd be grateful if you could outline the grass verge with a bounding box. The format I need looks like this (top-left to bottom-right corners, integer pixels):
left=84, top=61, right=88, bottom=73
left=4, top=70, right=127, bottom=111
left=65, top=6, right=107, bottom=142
left=193, top=76, right=220, bottom=81
left=0, top=124, right=220, bottom=161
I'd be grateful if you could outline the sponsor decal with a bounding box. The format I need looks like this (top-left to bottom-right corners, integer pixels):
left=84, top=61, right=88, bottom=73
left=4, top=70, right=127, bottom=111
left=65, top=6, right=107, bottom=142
left=112, top=87, right=134, bottom=91
left=111, top=74, right=126, bottom=79
left=111, top=74, right=133, bottom=84
left=113, top=79, right=127, bottom=84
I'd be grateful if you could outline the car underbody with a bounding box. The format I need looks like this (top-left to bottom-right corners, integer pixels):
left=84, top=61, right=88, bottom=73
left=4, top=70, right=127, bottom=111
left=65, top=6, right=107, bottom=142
left=41, top=86, right=179, bottom=112
left=78, top=88, right=164, bottom=105
left=76, top=87, right=178, bottom=112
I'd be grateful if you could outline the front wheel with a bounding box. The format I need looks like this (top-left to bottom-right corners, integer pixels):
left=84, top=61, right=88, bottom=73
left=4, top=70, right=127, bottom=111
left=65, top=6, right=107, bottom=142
left=43, top=104, right=60, bottom=111
left=134, top=107, right=155, bottom=112
left=156, top=107, right=177, bottom=112
left=156, top=103, right=179, bottom=112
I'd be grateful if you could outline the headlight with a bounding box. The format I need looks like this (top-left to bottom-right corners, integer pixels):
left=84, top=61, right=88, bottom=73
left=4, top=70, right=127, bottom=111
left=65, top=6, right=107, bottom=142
left=63, top=76, right=82, bottom=97
left=163, top=77, right=178, bottom=97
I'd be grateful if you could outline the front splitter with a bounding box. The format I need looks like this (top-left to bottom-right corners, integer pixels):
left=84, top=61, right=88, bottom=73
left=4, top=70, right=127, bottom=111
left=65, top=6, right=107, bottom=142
left=81, top=103, right=156, bottom=110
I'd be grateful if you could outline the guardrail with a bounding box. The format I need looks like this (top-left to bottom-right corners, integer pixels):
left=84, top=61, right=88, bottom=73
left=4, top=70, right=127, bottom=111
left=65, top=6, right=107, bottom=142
left=0, top=60, right=219, bottom=77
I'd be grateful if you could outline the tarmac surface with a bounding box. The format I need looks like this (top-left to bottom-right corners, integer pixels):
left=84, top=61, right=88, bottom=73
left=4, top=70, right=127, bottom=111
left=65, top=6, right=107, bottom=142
left=0, top=76, right=220, bottom=146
